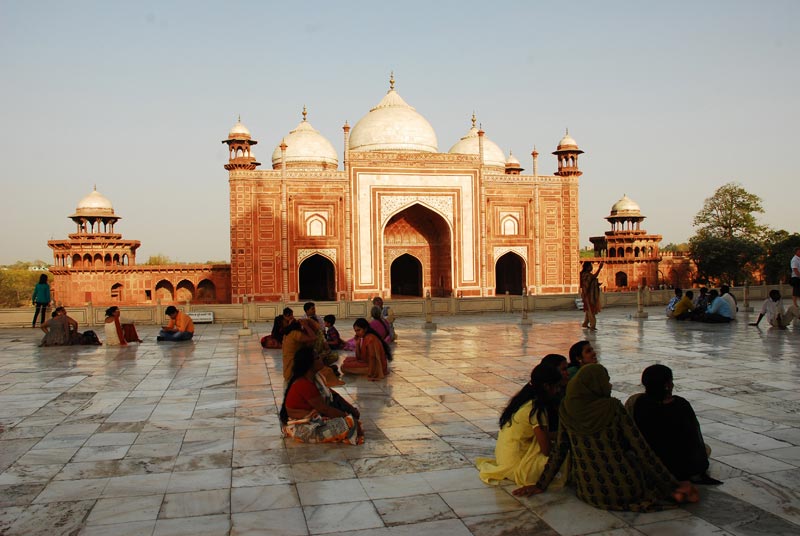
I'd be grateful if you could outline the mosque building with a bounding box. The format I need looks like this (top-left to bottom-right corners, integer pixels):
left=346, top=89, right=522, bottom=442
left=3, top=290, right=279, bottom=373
left=224, top=76, right=584, bottom=303
left=47, top=188, right=230, bottom=306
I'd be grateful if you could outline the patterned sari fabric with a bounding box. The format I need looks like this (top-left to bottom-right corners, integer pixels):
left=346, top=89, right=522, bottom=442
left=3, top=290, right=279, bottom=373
left=283, top=412, right=359, bottom=445
left=282, top=375, right=361, bottom=445
left=580, top=271, right=602, bottom=314
left=536, top=365, right=679, bottom=511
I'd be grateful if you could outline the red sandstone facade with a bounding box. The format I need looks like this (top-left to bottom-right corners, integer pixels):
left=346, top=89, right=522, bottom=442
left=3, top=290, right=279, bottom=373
left=224, top=82, right=583, bottom=303
left=48, top=189, right=230, bottom=306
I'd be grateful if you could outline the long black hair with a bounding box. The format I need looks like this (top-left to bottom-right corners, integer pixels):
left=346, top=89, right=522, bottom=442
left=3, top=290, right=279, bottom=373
left=499, top=364, right=562, bottom=430
left=279, top=347, right=317, bottom=424
left=270, top=315, right=285, bottom=342
left=568, top=340, right=591, bottom=368
left=104, top=306, right=119, bottom=318
left=353, top=317, right=392, bottom=361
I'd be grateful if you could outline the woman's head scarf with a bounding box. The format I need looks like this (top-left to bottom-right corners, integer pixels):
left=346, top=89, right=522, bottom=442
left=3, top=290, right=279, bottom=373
left=560, top=363, right=618, bottom=435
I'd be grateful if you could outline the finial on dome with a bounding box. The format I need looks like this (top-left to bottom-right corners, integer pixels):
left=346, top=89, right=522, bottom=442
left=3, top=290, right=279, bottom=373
left=389, top=71, right=395, bottom=91
left=566, top=127, right=569, bottom=135
left=302, top=105, right=307, bottom=121
left=471, top=112, right=476, bottom=128
left=238, top=114, right=241, bottom=122
left=93, top=184, right=97, bottom=191
left=280, top=138, right=287, bottom=151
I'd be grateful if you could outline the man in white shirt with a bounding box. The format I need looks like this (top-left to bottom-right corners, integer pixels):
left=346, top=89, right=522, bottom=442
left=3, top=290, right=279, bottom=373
left=750, top=290, right=800, bottom=329
left=791, top=247, right=800, bottom=308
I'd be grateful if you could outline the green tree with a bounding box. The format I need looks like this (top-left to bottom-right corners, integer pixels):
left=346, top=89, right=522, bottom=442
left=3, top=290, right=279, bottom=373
left=0, top=269, right=52, bottom=307
left=688, top=235, right=762, bottom=285
left=689, top=183, right=770, bottom=285
left=692, top=182, right=767, bottom=240
left=762, top=232, right=800, bottom=284
left=662, top=242, right=689, bottom=253
left=145, top=254, right=172, bottom=265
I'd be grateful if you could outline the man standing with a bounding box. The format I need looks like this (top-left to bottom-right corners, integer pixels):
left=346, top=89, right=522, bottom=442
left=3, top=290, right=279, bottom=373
left=158, top=306, right=194, bottom=342
left=791, top=247, right=800, bottom=308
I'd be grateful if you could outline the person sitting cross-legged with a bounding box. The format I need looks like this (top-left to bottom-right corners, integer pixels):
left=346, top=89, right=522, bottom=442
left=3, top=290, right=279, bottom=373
left=157, top=306, right=194, bottom=342
left=671, top=290, right=695, bottom=320
left=750, top=289, right=800, bottom=330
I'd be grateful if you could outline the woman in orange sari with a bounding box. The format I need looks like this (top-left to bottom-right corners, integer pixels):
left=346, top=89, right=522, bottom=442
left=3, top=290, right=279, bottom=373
left=341, top=318, right=392, bottom=380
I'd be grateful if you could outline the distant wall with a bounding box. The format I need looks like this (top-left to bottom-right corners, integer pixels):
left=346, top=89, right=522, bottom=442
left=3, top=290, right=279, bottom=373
left=1, top=285, right=788, bottom=328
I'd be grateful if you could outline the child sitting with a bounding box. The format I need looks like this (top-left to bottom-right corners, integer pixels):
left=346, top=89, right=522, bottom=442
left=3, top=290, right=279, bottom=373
left=324, top=314, right=343, bottom=349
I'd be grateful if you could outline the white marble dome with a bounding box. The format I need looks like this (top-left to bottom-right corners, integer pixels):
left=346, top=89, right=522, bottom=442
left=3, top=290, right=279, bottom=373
left=557, top=132, right=579, bottom=150
left=506, top=151, right=520, bottom=166
left=448, top=122, right=506, bottom=168
left=609, top=194, right=642, bottom=217
left=272, top=114, right=338, bottom=169
left=349, top=87, right=438, bottom=153
left=228, top=118, right=251, bottom=140
left=74, top=188, right=115, bottom=216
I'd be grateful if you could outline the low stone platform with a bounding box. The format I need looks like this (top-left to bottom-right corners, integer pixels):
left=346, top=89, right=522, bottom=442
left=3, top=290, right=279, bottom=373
left=1, top=307, right=798, bottom=535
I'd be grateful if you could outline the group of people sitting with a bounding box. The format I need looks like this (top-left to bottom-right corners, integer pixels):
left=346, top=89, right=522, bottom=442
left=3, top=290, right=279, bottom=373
left=273, top=299, right=397, bottom=445
left=667, top=285, right=799, bottom=328
left=39, top=304, right=195, bottom=346
left=666, top=285, right=739, bottom=323
left=477, top=341, right=720, bottom=512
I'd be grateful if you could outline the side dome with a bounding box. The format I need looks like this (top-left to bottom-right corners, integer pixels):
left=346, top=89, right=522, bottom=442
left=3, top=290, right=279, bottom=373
left=609, top=194, right=642, bottom=217
left=349, top=78, right=438, bottom=153
left=272, top=108, right=338, bottom=170
left=556, top=131, right=580, bottom=151
left=74, top=188, right=114, bottom=216
left=448, top=115, right=506, bottom=168
left=228, top=117, right=251, bottom=140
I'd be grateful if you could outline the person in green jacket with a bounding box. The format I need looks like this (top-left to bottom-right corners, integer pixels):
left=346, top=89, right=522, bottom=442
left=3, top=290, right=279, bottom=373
left=31, top=274, right=51, bottom=327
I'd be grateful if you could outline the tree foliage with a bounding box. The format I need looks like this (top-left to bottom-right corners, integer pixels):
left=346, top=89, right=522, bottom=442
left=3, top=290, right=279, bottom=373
left=662, top=242, right=689, bottom=253
left=145, top=254, right=172, bottom=265
left=693, top=182, right=767, bottom=240
left=688, top=235, right=762, bottom=285
left=762, top=232, right=800, bottom=284
left=0, top=269, right=52, bottom=307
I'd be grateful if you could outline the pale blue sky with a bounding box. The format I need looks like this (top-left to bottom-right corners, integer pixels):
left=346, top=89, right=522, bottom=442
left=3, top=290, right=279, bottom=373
left=1, top=0, right=797, bottom=265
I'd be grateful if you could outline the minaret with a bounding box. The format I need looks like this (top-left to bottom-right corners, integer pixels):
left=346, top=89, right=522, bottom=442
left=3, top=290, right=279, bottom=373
left=222, top=116, right=260, bottom=171
left=553, top=129, right=583, bottom=177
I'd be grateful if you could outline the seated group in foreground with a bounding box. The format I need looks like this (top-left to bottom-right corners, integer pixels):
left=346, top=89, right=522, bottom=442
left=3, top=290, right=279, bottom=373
left=478, top=341, right=720, bottom=512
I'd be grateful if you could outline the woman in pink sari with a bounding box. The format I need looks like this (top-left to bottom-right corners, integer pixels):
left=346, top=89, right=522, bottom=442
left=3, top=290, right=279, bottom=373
left=341, top=318, right=392, bottom=380
left=368, top=306, right=393, bottom=343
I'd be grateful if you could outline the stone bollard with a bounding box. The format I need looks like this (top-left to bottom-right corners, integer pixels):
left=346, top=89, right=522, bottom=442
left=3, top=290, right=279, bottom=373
left=633, top=285, right=649, bottom=318
left=741, top=284, right=754, bottom=312
left=238, top=295, right=252, bottom=336
left=520, top=288, right=532, bottom=325
left=424, top=290, right=437, bottom=331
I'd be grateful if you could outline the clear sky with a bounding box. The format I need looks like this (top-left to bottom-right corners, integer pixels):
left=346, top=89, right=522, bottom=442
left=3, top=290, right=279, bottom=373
left=1, top=0, right=797, bottom=265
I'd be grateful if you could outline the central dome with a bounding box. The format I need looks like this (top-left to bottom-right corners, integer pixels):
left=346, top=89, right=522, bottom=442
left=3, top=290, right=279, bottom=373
left=349, top=81, right=438, bottom=153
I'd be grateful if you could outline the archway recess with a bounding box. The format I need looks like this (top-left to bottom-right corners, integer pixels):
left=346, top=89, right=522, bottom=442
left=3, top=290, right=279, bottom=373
left=384, top=203, right=452, bottom=297
left=495, top=252, right=525, bottom=295
left=390, top=254, right=423, bottom=297
left=299, top=254, right=336, bottom=301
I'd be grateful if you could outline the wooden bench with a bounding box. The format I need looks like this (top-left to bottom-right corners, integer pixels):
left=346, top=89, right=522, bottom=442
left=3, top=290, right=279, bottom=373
left=187, top=311, right=214, bottom=324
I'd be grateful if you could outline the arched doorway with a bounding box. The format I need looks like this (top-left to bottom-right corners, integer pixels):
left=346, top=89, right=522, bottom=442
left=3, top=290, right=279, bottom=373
left=495, top=252, right=525, bottom=295
left=176, top=280, right=195, bottom=301
left=155, top=280, right=174, bottom=302
left=384, top=203, right=452, bottom=297
left=390, top=254, right=422, bottom=297
left=197, top=279, right=216, bottom=302
left=615, top=271, right=628, bottom=288
left=298, top=254, right=336, bottom=301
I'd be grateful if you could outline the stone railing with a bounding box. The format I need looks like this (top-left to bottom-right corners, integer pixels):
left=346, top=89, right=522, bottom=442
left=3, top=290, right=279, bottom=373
left=1, top=284, right=789, bottom=328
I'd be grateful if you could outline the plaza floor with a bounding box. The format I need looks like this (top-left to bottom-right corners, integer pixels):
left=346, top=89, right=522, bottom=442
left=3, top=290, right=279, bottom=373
left=1, top=307, right=799, bottom=536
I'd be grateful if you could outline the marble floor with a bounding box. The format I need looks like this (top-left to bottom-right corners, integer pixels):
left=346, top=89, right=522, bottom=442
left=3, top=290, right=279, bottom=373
left=1, top=307, right=799, bottom=536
